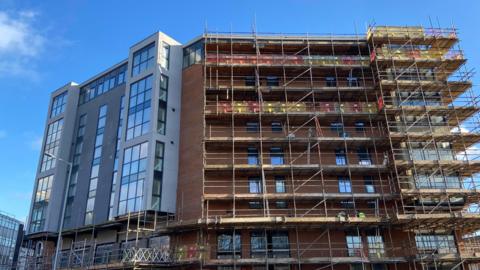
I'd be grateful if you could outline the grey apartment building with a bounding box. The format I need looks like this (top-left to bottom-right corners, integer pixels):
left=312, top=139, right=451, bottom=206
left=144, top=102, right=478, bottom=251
left=0, top=212, right=24, bottom=270
left=25, top=26, right=480, bottom=270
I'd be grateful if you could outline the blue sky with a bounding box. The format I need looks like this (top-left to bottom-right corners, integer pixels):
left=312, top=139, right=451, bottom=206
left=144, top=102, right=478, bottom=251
left=0, top=0, right=479, bottom=222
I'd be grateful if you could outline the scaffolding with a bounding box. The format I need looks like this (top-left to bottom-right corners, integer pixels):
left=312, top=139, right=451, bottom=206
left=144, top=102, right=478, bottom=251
left=23, top=25, right=480, bottom=270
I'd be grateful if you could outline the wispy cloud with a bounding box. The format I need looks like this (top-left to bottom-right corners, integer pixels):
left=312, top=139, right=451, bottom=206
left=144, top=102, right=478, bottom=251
left=27, top=135, right=43, bottom=151
left=0, top=10, right=45, bottom=78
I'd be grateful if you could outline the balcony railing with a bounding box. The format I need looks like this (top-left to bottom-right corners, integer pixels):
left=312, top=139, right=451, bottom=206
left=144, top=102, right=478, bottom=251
left=204, top=152, right=387, bottom=168
left=205, top=125, right=386, bottom=140
left=204, top=177, right=393, bottom=195
left=205, top=101, right=378, bottom=115
left=206, top=54, right=370, bottom=67
left=372, top=48, right=464, bottom=62
left=368, top=26, right=458, bottom=40
left=205, top=76, right=375, bottom=90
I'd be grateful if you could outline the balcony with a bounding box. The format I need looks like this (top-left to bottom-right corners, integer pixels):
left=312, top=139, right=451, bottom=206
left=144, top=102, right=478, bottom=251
left=205, top=101, right=378, bottom=117
left=204, top=151, right=388, bottom=173
left=205, top=54, right=370, bottom=67
left=204, top=177, right=394, bottom=201
left=392, top=148, right=480, bottom=174
left=372, top=48, right=464, bottom=69
left=205, top=76, right=375, bottom=92
left=205, top=125, right=386, bottom=143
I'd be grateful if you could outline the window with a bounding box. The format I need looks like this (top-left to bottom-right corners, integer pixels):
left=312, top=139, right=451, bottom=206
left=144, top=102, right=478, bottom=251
left=217, top=232, right=241, bottom=258
left=270, top=147, right=284, bottom=165
left=266, top=76, right=279, bottom=86
left=367, top=235, right=385, bottom=257
left=79, top=64, right=127, bottom=104
left=364, top=176, right=375, bottom=193
left=152, top=142, right=164, bottom=210
left=50, top=92, right=67, bottom=118
left=346, top=235, right=362, bottom=256
left=30, top=175, right=53, bottom=232
left=126, top=75, right=153, bottom=140
left=95, top=244, right=113, bottom=264
left=347, top=77, right=359, bottom=87
left=246, top=122, right=259, bottom=133
left=415, top=234, right=457, bottom=254
left=118, top=142, right=148, bottom=215
left=276, top=201, right=288, bottom=209
left=251, top=231, right=290, bottom=258
left=338, top=176, right=352, bottom=193
left=271, top=122, right=282, bottom=132
left=85, top=105, right=107, bottom=225
left=248, top=148, right=259, bottom=165
left=41, top=119, right=64, bottom=172
left=355, top=121, right=365, bottom=132
left=331, top=122, right=347, bottom=137
left=341, top=200, right=354, bottom=209
left=275, top=176, right=286, bottom=193
left=326, top=77, right=337, bottom=87
left=159, top=74, right=169, bottom=102
left=249, top=201, right=263, bottom=209
left=132, top=42, right=156, bottom=76
left=183, top=41, right=204, bottom=68
left=249, top=177, right=262, bottom=193
left=358, top=148, right=372, bottom=165
left=160, top=43, right=170, bottom=69
left=245, top=76, right=256, bottom=86
left=335, top=148, right=347, bottom=165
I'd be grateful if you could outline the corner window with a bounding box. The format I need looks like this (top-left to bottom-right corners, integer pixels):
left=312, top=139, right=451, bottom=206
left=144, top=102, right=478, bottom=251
left=152, top=142, right=164, bottom=210
left=132, top=42, right=156, bottom=76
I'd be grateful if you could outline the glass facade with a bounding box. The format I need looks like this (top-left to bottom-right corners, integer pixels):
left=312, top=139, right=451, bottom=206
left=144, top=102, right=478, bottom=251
left=0, top=213, right=21, bottom=269
left=79, top=64, right=127, bottom=104
left=50, top=91, right=67, bottom=118
left=118, top=142, right=148, bottom=215
left=132, top=42, right=155, bottom=76
left=40, top=118, right=64, bottom=172
left=126, top=76, right=152, bottom=140
left=29, top=175, right=53, bottom=233
left=85, top=105, right=107, bottom=225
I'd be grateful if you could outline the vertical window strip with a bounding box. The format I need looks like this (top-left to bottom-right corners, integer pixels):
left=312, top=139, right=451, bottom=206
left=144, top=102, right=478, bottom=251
left=157, top=75, right=168, bottom=135
left=126, top=75, right=153, bottom=140
left=29, top=175, right=53, bottom=233
left=152, top=141, right=164, bottom=210
left=131, top=42, right=156, bottom=76
left=41, top=119, right=64, bottom=172
left=118, top=142, right=148, bottom=215
left=50, top=91, right=68, bottom=118
left=84, top=105, right=107, bottom=225
left=108, top=96, right=125, bottom=220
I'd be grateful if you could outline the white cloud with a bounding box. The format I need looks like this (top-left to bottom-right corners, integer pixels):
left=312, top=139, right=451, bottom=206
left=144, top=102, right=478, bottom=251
left=0, top=10, right=45, bottom=78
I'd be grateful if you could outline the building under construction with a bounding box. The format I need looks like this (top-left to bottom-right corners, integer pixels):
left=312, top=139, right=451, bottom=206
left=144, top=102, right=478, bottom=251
left=24, top=25, right=480, bottom=270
